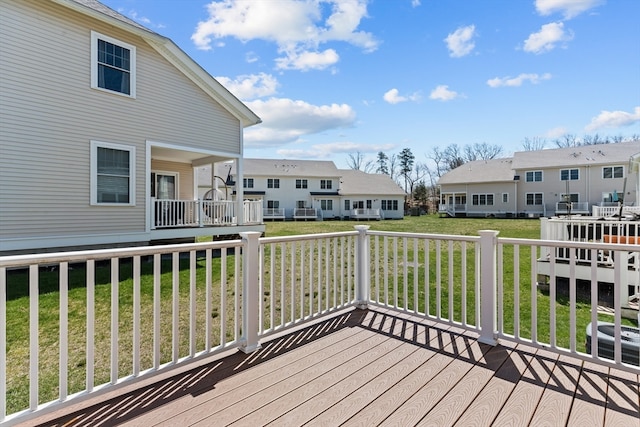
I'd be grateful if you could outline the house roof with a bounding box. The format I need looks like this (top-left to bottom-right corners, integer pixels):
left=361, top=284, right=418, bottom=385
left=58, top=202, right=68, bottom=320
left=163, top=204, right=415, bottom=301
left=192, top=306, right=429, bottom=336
left=338, top=170, right=406, bottom=196
left=511, top=141, right=640, bottom=170
left=438, top=158, right=515, bottom=185
left=242, top=159, right=341, bottom=177
left=57, top=0, right=261, bottom=128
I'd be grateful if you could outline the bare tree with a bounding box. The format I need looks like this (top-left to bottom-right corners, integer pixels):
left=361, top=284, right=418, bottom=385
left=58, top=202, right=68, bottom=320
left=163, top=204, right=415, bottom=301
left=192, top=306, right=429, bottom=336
left=463, top=142, right=503, bottom=161
left=554, top=134, right=579, bottom=148
left=522, top=137, right=546, bottom=151
left=388, top=153, right=399, bottom=181
left=346, top=152, right=374, bottom=172
left=443, top=144, right=465, bottom=170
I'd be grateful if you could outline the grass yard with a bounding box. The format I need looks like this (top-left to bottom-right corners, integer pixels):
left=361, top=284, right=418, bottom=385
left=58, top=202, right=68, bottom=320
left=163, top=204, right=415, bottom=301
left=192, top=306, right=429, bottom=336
left=3, top=214, right=636, bottom=415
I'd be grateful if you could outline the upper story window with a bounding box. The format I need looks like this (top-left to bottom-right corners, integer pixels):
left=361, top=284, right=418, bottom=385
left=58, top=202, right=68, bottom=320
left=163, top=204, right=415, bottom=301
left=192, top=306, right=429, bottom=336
left=560, top=168, right=579, bottom=181
left=267, top=178, right=280, bottom=189
left=296, top=179, right=308, bottom=189
left=243, top=178, right=254, bottom=188
left=525, top=171, right=542, bottom=182
left=91, top=31, right=136, bottom=97
left=602, top=166, right=624, bottom=179
left=90, top=141, right=135, bottom=205
left=320, top=179, right=332, bottom=189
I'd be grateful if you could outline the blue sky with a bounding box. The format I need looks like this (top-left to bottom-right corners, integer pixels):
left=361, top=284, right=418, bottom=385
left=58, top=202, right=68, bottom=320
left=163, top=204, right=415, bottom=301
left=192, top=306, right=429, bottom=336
left=101, top=0, right=640, bottom=169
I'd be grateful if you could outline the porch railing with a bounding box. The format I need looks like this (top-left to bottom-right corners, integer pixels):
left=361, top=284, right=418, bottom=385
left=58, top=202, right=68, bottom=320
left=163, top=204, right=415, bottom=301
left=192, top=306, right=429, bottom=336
left=593, top=205, right=640, bottom=217
left=152, top=199, right=262, bottom=228
left=350, top=208, right=381, bottom=220
left=1, top=227, right=639, bottom=425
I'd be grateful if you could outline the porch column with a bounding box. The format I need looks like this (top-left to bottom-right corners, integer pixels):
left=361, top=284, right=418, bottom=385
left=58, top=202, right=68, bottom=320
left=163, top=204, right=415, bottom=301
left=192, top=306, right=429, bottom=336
left=478, top=230, right=499, bottom=346
left=236, top=159, right=244, bottom=225
left=240, top=231, right=261, bottom=353
left=354, top=225, right=370, bottom=309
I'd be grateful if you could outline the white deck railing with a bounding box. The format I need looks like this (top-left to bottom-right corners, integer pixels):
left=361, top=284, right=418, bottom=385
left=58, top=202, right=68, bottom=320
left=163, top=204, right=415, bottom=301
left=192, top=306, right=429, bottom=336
left=592, top=205, right=640, bottom=217
left=152, top=199, right=262, bottom=228
left=1, top=226, right=639, bottom=425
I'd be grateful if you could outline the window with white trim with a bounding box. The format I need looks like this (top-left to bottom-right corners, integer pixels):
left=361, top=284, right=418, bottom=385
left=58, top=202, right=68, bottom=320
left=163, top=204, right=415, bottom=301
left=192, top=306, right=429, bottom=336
left=472, top=194, right=494, bottom=206
left=91, top=141, right=135, bottom=205
left=381, top=200, right=398, bottom=210
left=296, top=200, right=305, bottom=208
left=602, top=166, right=624, bottom=179
left=320, top=200, right=333, bottom=210
left=502, top=193, right=509, bottom=203
left=267, top=178, right=280, bottom=188
left=91, top=31, right=136, bottom=97
left=296, top=179, right=308, bottom=189
left=525, top=170, right=542, bottom=182
left=560, top=168, right=579, bottom=181
left=267, top=200, right=279, bottom=209
left=526, top=192, right=543, bottom=205
left=243, top=178, right=254, bottom=188
left=344, top=200, right=350, bottom=211
left=320, top=179, right=332, bottom=189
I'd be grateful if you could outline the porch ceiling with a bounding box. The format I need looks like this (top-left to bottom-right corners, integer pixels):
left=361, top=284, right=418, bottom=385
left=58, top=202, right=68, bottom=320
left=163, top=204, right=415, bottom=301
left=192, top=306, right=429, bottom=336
left=151, top=146, right=229, bottom=165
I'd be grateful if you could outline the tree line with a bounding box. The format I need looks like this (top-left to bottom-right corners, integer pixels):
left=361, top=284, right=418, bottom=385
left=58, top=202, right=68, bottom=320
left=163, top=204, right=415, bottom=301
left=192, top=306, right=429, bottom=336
left=347, top=133, right=639, bottom=213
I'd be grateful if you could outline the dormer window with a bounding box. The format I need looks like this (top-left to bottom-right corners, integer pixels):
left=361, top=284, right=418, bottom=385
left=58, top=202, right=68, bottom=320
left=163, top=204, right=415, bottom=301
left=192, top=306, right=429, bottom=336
left=91, top=31, right=136, bottom=97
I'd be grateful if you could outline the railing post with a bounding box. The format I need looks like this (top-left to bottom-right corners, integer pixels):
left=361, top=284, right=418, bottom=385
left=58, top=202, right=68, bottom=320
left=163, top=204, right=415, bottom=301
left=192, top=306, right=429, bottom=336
left=240, top=231, right=261, bottom=353
left=354, top=225, right=370, bottom=309
left=198, top=199, right=204, bottom=227
left=478, top=230, right=499, bottom=346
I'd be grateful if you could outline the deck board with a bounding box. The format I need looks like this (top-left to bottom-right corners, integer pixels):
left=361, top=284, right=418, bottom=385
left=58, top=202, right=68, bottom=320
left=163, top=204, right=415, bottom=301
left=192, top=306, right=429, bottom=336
left=26, top=307, right=640, bottom=427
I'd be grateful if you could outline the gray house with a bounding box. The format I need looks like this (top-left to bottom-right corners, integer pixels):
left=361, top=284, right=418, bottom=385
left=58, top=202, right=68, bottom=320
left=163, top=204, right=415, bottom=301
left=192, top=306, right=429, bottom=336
left=438, top=141, right=639, bottom=218
left=0, top=0, right=263, bottom=254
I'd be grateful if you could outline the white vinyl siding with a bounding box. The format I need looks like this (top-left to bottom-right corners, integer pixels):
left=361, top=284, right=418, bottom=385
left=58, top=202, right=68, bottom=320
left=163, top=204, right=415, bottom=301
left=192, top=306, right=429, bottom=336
left=0, top=0, right=244, bottom=242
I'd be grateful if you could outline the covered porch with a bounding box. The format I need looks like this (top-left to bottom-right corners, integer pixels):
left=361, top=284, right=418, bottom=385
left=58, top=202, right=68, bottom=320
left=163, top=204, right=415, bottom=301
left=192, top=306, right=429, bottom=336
left=149, top=143, right=263, bottom=234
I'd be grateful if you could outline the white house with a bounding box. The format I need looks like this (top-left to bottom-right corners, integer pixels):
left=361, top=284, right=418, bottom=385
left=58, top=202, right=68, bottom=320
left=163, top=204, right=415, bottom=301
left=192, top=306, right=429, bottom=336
left=438, top=141, right=640, bottom=218
left=198, top=159, right=407, bottom=220
left=0, top=0, right=263, bottom=254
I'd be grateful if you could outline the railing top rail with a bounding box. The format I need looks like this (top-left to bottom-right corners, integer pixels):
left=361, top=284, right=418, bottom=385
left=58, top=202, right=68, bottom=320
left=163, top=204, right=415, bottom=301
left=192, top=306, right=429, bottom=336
left=367, top=230, right=480, bottom=242
left=260, top=230, right=358, bottom=244
left=0, top=239, right=244, bottom=268
left=499, top=236, right=640, bottom=251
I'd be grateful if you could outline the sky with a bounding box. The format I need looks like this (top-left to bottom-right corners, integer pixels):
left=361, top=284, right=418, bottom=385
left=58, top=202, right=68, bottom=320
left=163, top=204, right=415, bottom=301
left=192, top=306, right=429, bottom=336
left=100, top=0, right=640, bottom=169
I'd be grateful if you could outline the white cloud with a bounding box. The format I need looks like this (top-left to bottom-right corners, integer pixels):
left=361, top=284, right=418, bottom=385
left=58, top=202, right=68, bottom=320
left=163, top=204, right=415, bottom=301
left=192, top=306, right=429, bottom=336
left=277, top=142, right=396, bottom=159
left=429, top=85, right=462, bottom=101
left=191, top=0, right=378, bottom=71
left=585, top=107, right=640, bottom=131
left=243, top=98, right=357, bottom=147
left=411, top=0, right=421, bottom=7
left=535, top=0, right=604, bottom=20
left=383, top=88, right=421, bottom=104
left=444, top=25, right=476, bottom=58
left=487, top=73, right=552, bottom=88
left=275, top=49, right=340, bottom=71
left=523, top=22, right=574, bottom=54
left=215, top=73, right=279, bottom=100
left=545, top=126, right=568, bottom=139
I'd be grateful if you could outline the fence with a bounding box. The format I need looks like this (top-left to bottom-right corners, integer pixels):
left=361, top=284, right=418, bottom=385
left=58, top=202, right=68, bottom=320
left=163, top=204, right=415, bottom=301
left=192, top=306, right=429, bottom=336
left=1, top=226, right=639, bottom=424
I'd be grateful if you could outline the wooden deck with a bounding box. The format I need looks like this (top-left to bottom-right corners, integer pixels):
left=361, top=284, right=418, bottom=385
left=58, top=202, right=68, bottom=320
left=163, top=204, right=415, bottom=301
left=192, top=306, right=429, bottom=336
left=27, top=308, right=639, bottom=427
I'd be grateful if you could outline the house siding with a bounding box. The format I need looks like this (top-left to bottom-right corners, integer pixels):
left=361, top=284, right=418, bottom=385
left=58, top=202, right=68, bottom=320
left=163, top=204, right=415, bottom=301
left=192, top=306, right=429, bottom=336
left=0, top=0, right=242, bottom=245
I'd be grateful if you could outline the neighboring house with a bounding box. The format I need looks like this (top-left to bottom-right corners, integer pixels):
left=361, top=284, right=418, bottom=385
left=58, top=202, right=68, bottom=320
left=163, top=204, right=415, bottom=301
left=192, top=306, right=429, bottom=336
left=0, top=0, right=263, bottom=254
left=438, top=141, right=640, bottom=218
left=198, top=159, right=406, bottom=220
